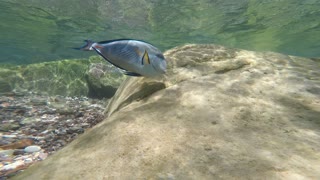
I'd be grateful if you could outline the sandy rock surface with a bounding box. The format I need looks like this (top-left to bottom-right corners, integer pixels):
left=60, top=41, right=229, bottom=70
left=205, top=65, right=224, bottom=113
left=14, top=44, right=320, bottom=179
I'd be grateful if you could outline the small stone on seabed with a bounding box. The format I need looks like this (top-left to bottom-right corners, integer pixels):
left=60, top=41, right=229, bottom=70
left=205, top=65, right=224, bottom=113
left=24, top=146, right=41, bottom=153
left=38, top=152, right=48, bottom=160
left=2, top=135, right=17, bottom=139
left=1, top=160, right=24, bottom=171
left=24, top=158, right=33, bottom=164
left=0, top=150, right=14, bottom=157
left=13, top=149, right=25, bottom=155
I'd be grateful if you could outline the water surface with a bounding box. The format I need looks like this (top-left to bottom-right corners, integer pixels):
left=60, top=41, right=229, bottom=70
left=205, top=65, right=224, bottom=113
left=1, top=0, right=319, bottom=64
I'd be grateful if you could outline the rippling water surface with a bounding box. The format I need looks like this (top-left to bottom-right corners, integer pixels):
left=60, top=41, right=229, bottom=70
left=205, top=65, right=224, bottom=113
left=1, top=0, right=320, bottom=64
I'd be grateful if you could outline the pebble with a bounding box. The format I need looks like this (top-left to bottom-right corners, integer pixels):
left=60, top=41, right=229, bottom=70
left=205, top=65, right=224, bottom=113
left=0, top=150, right=14, bottom=156
left=13, top=149, right=25, bottom=155
left=20, top=117, right=37, bottom=125
left=38, top=152, right=48, bottom=160
left=1, top=160, right=24, bottom=171
left=2, top=135, right=17, bottom=139
left=24, top=146, right=41, bottom=153
left=24, top=158, right=33, bottom=164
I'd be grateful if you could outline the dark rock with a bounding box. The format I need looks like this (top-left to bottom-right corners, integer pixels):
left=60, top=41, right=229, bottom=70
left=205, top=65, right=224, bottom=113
left=75, top=112, right=84, bottom=118
left=13, top=149, right=25, bottom=155
left=67, top=126, right=83, bottom=134
left=3, top=106, right=28, bottom=114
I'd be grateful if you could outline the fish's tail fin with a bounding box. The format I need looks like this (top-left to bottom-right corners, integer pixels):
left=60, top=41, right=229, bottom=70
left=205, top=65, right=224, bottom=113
left=73, top=40, right=95, bottom=51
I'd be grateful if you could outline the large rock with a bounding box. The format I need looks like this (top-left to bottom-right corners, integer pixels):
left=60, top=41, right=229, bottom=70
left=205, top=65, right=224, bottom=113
left=14, top=44, right=320, bottom=179
left=86, top=56, right=126, bottom=99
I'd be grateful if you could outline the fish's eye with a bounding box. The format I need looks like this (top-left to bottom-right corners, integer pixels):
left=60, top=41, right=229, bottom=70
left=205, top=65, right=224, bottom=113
left=156, top=53, right=165, bottom=59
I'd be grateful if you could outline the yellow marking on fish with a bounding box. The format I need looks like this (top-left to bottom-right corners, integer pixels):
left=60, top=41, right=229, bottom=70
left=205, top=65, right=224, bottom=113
left=142, top=50, right=150, bottom=65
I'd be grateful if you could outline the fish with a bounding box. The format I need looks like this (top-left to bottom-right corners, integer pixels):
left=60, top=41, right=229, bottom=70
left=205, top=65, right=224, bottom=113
left=74, top=39, right=167, bottom=77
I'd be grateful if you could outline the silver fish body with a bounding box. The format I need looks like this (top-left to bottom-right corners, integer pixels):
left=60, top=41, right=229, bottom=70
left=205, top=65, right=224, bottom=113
left=76, top=39, right=167, bottom=77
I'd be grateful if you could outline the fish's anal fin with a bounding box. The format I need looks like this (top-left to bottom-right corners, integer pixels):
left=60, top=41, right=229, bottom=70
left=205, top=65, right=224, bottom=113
left=142, top=50, right=151, bottom=65
left=124, top=71, right=142, bottom=77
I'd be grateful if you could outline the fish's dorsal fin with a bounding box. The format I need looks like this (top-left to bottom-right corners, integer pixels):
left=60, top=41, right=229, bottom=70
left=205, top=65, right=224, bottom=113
left=142, top=50, right=150, bottom=65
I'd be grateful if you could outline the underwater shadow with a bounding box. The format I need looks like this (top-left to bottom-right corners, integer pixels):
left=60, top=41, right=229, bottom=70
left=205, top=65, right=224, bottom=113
left=275, top=95, right=320, bottom=130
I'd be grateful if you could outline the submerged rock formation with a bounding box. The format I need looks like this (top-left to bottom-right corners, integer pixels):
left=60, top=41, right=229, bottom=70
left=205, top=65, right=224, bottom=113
left=14, top=44, right=320, bottom=179
left=0, top=56, right=124, bottom=98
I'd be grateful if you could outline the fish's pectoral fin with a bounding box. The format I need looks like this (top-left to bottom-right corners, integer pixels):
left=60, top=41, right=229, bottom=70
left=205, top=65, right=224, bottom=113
left=142, top=50, right=151, bottom=65
left=124, top=71, right=142, bottom=77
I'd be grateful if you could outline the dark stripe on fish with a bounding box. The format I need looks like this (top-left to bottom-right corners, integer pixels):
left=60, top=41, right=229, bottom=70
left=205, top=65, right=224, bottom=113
left=98, top=39, right=155, bottom=46
left=92, top=46, right=126, bottom=71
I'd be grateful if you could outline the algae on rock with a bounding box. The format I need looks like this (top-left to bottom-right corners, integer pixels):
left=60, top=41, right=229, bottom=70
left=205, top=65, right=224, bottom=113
left=0, top=56, right=125, bottom=97
left=86, top=56, right=126, bottom=99
left=19, top=59, right=89, bottom=96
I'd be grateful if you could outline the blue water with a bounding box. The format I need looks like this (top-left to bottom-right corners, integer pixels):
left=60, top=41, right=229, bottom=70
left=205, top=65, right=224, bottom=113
left=1, top=0, right=320, bottom=64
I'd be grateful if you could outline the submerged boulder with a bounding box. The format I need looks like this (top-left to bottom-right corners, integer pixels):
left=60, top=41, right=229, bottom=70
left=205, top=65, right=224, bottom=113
left=86, top=56, right=126, bottom=99
left=0, top=56, right=124, bottom=97
left=14, top=44, right=320, bottom=179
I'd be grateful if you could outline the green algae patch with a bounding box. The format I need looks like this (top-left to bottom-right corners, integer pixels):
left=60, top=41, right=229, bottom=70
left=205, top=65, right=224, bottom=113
left=0, top=65, right=23, bottom=93
left=18, top=59, right=89, bottom=96
left=0, top=56, right=125, bottom=97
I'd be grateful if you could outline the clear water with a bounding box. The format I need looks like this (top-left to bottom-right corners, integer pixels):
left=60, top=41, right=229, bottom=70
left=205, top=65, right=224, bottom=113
left=1, top=0, right=320, bottom=64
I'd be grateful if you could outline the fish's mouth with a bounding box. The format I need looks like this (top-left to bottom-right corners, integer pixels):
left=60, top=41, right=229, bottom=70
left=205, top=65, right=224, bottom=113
left=159, top=61, right=167, bottom=74
left=158, top=68, right=166, bottom=74
left=151, top=62, right=167, bottom=74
